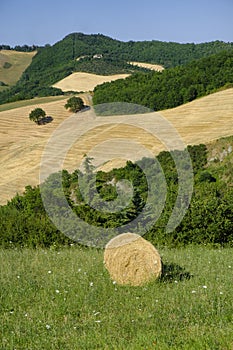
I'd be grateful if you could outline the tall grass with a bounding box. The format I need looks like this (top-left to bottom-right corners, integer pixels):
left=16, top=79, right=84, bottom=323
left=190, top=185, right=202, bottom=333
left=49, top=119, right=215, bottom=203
left=0, top=246, right=232, bottom=349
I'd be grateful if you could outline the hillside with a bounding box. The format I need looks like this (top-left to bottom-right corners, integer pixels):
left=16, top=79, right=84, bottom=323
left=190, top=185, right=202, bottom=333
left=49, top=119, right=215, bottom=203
left=0, top=33, right=233, bottom=104
left=53, top=72, right=130, bottom=92
left=93, top=50, right=233, bottom=110
left=0, top=88, right=233, bottom=205
left=0, top=50, right=36, bottom=88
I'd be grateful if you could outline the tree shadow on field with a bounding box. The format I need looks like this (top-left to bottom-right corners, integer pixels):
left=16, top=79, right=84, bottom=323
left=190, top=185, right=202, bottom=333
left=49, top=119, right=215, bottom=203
left=38, top=116, right=53, bottom=125
left=160, top=262, right=193, bottom=283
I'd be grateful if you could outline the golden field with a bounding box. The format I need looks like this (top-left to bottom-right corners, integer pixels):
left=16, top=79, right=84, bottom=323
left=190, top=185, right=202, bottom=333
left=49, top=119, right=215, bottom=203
left=0, top=50, right=36, bottom=86
left=0, top=88, right=233, bottom=204
left=52, top=72, right=130, bottom=92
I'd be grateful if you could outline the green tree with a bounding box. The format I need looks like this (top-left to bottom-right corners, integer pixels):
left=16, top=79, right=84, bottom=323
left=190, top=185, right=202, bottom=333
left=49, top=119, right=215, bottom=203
left=29, top=108, right=46, bottom=124
left=65, top=96, right=84, bottom=113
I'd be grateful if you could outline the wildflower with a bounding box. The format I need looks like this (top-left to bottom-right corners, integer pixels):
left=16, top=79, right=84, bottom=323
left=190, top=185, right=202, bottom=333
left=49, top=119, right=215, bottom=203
left=48, top=270, right=52, bottom=274
left=112, top=280, right=117, bottom=285
left=90, top=282, right=93, bottom=287
left=191, top=290, right=196, bottom=294
left=55, top=289, right=60, bottom=294
left=220, top=292, right=223, bottom=295
left=95, top=320, right=101, bottom=323
left=46, top=324, right=51, bottom=330
left=203, top=285, right=207, bottom=289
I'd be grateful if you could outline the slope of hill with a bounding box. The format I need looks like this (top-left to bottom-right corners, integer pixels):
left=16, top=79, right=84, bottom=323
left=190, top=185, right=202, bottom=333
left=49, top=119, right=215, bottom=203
left=0, top=50, right=36, bottom=87
left=0, top=33, right=232, bottom=104
left=0, top=88, right=233, bottom=205
left=93, top=50, right=233, bottom=110
left=52, top=72, right=130, bottom=92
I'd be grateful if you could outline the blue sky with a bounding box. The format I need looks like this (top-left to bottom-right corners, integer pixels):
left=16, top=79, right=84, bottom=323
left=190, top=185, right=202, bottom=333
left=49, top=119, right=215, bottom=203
left=1, top=0, right=233, bottom=46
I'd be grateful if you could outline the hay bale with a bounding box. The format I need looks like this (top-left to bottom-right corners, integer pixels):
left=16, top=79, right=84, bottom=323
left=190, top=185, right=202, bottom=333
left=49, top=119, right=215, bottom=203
left=104, top=233, right=162, bottom=286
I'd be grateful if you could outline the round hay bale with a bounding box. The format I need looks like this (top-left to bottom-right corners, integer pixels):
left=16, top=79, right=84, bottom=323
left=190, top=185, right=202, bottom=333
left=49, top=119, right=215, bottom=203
left=104, top=233, right=162, bottom=286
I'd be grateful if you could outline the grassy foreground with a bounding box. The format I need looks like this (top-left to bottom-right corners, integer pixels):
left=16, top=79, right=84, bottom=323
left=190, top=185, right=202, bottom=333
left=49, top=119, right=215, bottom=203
left=0, top=246, right=232, bottom=350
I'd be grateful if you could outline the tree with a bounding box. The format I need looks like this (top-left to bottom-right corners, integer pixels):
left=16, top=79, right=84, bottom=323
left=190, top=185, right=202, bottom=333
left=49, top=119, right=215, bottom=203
left=65, top=96, right=84, bottom=113
left=29, top=108, right=46, bottom=124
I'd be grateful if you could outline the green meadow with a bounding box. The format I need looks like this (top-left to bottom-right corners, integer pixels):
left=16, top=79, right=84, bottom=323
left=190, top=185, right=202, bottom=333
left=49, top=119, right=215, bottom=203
left=1, top=246, right=232, bottom=350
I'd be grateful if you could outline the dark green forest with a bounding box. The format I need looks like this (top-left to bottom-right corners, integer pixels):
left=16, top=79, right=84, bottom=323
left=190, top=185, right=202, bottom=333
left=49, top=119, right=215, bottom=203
left=1, top=142, right=233, bottom=249
left=93, top=50, right=233, bottom=110
left=0, top=33, right=233, bottom=104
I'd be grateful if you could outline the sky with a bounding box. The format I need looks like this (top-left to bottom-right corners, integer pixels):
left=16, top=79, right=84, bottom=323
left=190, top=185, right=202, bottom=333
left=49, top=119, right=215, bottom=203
left=0, top=0, right=233, bottom=46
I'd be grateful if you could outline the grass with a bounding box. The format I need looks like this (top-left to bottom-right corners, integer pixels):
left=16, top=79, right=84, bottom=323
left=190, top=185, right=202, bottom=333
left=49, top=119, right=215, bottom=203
left=0, top=245, right=232, bottom=349
left=0, top=95, right=69, bottom=112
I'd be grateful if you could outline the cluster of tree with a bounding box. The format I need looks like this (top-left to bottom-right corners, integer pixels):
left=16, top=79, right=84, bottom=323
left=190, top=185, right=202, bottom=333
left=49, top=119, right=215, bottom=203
left=75, top=56, right=147, bottom=75
left=0, top=33, right=232, bottom=105
left=29, top=108, right=46, bottom=124
left=0, top=81, right=8, bottom=86
left=93, top=50, right=233, bottom=110
left=0, top=81, right=63, bottom=104
left=64, top=96, right=84, bottom=112
left=1, top=143, right=233, bottom=248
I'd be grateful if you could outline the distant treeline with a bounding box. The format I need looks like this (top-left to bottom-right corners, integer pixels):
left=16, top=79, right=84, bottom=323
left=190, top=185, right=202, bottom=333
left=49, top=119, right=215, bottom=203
left=0, top=44, right=38, bottom=52
left=0, top=33, right=233, bottom=105
left=93, top=50, right=233, bottom=110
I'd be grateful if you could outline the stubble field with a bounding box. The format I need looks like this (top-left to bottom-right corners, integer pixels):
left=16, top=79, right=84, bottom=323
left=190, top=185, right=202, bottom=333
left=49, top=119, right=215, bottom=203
left=0, top=88, right=233, bottom=204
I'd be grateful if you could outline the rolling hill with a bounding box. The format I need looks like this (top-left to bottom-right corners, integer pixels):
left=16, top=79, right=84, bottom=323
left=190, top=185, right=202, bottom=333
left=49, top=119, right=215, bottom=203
left=0, top=88, right=233, bottom=205
left=0, top=50, right=36, bottom=89
left=0, top=33, right=233, bottom=104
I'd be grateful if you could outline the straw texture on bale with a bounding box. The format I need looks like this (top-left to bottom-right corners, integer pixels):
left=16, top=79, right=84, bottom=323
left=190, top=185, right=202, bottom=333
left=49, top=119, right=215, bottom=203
left=104, top=233, right=162, bottom=286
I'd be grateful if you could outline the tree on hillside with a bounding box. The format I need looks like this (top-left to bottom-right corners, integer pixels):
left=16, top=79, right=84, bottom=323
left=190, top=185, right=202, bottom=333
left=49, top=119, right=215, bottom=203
left=29, top=108, right=46, bottom=124
left=65, top=96, right=84, bottom=113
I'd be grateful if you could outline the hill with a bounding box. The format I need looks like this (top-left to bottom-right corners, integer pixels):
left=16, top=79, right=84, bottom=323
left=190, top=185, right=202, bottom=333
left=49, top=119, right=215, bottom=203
left=0, top=33, right=233, bottom=104
left=93, top=50, right=233, bottom=110
left=0, top=50, right=36, bottom=89
left=0, top=88, right=233, bottom=205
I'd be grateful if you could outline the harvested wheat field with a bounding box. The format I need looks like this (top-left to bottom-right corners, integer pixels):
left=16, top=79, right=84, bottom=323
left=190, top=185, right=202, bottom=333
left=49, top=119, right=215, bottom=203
left=128, top=61, right=164, bottom=71
left=0, top=88, right=233, bottom=204
left=52, top=72, right=130, bottom=92
left=0, top=50, right=36, bottom=86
